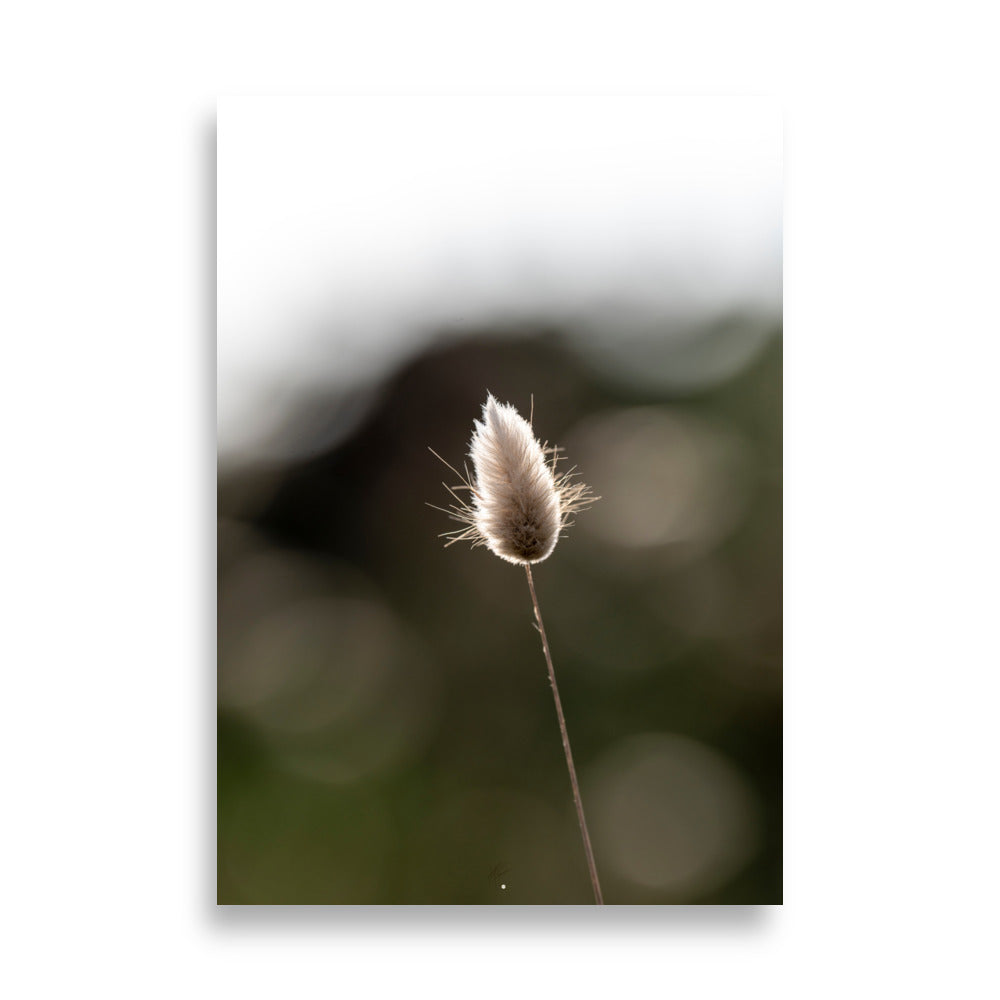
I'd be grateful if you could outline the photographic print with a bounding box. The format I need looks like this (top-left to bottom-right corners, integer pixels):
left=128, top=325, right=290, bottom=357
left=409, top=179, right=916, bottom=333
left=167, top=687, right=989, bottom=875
left=217, top=96, right=782, bottom=904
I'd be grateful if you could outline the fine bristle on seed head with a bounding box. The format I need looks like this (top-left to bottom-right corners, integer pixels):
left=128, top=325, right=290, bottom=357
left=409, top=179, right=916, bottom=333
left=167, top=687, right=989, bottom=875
left=428, top=394, right=597, bottom=566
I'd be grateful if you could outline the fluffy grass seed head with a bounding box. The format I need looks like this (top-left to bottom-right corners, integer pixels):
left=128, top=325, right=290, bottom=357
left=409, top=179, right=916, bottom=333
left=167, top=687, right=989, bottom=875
left=430, top=394, right=597, bottom=565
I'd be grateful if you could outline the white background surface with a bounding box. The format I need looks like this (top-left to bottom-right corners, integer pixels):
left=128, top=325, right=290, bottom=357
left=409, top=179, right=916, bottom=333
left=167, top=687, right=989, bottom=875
left=2, top=3, right=999, bottom=999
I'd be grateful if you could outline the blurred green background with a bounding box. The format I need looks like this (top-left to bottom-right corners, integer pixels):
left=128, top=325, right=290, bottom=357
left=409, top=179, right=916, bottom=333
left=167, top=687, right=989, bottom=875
left=218, top=319, right=781, bottom=904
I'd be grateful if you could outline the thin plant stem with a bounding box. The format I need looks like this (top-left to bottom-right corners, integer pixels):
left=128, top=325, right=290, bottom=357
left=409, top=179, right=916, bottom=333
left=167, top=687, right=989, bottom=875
left=524, top=564, right=604, bottom=905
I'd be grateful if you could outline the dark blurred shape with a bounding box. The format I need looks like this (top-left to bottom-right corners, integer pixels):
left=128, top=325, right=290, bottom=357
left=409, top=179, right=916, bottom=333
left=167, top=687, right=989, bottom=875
left=218, top=319, right=781, bottom=904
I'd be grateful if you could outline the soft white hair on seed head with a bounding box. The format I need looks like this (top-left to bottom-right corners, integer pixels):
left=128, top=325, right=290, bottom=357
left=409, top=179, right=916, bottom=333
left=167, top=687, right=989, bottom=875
left=470, top=394, right=562, bottom=564
left=429, top=394, right=597, bottom=565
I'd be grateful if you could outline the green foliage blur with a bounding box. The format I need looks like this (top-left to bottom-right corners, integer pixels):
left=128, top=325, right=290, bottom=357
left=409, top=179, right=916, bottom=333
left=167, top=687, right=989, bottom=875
left=218, top=322, right=781, bottom=904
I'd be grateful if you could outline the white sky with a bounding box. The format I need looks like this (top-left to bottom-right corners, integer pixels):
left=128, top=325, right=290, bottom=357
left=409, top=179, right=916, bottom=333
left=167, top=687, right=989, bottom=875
left=218, top=97, right=782, bottom=461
